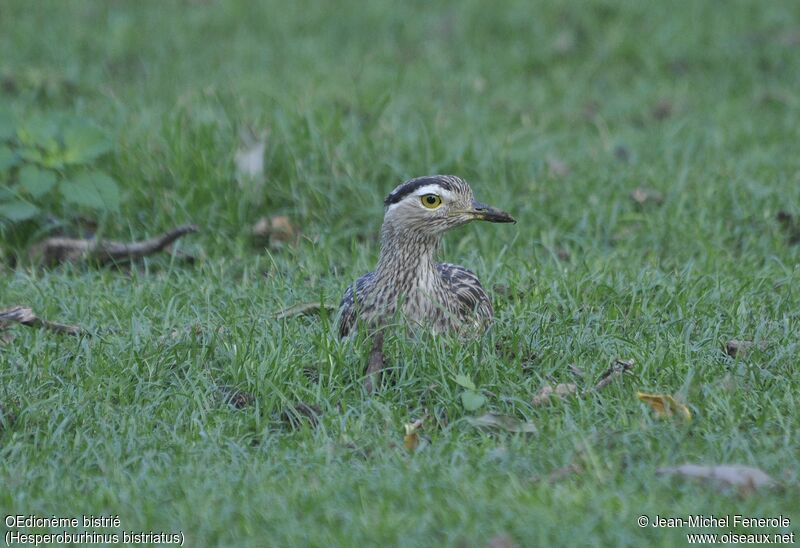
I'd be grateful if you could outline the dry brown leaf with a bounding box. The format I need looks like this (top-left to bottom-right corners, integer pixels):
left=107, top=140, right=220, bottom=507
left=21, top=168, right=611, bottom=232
left=776, top=211, right=800, bottom=245
left=235, top=130, right=267, bottom=184
left=614, top=145, right=630, bottom=163
left=651, top=99, right=674, bottom=120
left=28, top=224, right=198, bottom=267
left=532, top=383, right=577, bottom=407
left=466, top=414, right=537, bottom=434
left=657, top=464, right=773, bottom=492
left=724, top=339, right=766, bottom=358
left=252, top=215, right=296, bottom=246
left=568, top=364, right=585, bottom=377
left=555, top=248, right=571, bottom=261
left=282, top=402, right=322, bottom=428
left=486, top=534, right=518, bottom=548
left=594, top=359, right=635, bottom=391
left=552, top=29, right=576, bottom=54
left=724, top=339, right=751, bottom=357
left=274, top=302, right=335, bottom=320
left=630, top=187, right=664, bottom=206
left=0, top=306, right=86, bottom=336
left=548, top=463, right=582, bottom=483
left=217, top=385, right=254, bottom=409
left=547, top=156, right=571, bottom=179
left=637, top=391, right=692, bottom=421
left=403, top=418, right=424, bottom=451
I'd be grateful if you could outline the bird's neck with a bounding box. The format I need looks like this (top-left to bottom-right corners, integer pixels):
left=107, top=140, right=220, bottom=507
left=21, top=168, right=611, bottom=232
left=374, top=224, right=441, bottom=286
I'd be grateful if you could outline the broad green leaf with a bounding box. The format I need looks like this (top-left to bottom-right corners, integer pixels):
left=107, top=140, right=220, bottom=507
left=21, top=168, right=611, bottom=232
left=0, top=107, right=14, bottom=142
left=62, top=121, right=112, bottom=164
left=0, top=145, right=18, bottom=171
left=16, top=115, right=59, bottom=150
left=60, top=171, right=120, bottom=211
left=18, top=165, right=57, bottom=198
left=0, top=200, right=39, bottom=222
left=454, top=374, right=476, bottom=390
left=461, top=390, right=486, bottom=411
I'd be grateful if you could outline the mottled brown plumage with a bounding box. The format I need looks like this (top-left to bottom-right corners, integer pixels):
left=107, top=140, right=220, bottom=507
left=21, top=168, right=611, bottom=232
left=337, top=175, right=514, bottom=337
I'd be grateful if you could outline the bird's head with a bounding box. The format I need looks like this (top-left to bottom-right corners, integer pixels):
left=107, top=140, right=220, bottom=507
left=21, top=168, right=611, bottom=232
left=382, top=175, right=515, bottom=236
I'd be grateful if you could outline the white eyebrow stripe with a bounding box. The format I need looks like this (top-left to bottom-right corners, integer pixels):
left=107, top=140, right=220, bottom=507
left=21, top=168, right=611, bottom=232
left=385, top=184, right=454, bottom=213
left=411, top=185, right=455, bottom=200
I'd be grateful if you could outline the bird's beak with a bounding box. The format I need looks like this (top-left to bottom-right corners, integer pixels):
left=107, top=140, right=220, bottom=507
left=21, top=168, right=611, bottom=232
left=470, top=200, right=516, bottom=223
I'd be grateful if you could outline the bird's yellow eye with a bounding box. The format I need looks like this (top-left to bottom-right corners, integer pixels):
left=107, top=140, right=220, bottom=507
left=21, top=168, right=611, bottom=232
left=420, top=194, right=442, bottom=209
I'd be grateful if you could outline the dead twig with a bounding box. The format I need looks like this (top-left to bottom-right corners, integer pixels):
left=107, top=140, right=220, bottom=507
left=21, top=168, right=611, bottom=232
left=364, top=331, right=386, bottom=394
left=29, top=224, right=199, bottom=266
left=0, top=306, right=86, bottom=336
left=594, top=359, right=635, bottom=391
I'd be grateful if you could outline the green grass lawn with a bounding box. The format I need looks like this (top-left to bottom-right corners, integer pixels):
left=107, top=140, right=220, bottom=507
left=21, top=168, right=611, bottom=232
left=1, top=1, right=800, bottom=545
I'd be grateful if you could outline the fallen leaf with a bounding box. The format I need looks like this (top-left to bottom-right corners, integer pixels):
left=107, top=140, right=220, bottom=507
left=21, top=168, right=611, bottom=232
left=630, top=187, right=664, bottom=206
left=252, top=215, right=296, bottom=246
left=552, top=29, right=576, bottom=55
left=657, top=464, right=773, bottom=492
left=486, top=534, right=518, bottom=548
left=547, top=156, right=570, bottom=179
left=568, top=364, right=585, bottom=377
left=532, top=383, right=577, bottom=407
left=274, top=302, right=335, bottom=320
left=651, top=99, right=674, bottom=120
left=302, top=366, right=321, bottom=384
left=555, top=248, right=571, bottom=262
left=0, top=306, right=86, bottom=336
left=613, top=145, right=630, bottom=162
left=403, top=418, right=424, bottom=451
left=217, top=385, right=254, bottom=409
left=637, top=391, right=692, bottom=421
left=282, top=402, right=322, bottom=428
left=466, top=413, right=537, bottom=434
left=235, top=129, right=267, bottom=185
left=724, top=339, right=766, bottom=358
left=594, top=359, right=635, bottom=391
left=461, top=390, right=487, bottom=411
left=547, top=463, right=582, bottom=483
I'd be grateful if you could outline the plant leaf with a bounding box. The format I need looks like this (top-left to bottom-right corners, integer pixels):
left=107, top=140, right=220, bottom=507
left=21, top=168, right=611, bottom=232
left=0, top=145, right=19, bottom=171
left=62, top=121, right=112, bottom=164
left=461, top=390, right=486, bottom=411
left=18, top=165, right=57, bottom=198
left=0, top=107, right=15, bottom=141
left=638, top=391, right=692, bottom=421
left=454, top=374, right=476, bottom=390
left=0, top=200, right=39, bottom=221
left=60, top=171, right=120, bottom=211
left=466, top=413, right=537, bottom=434
left=16, top=115, right=60, bottom=150
left=403, top=419, right=424, bottom=451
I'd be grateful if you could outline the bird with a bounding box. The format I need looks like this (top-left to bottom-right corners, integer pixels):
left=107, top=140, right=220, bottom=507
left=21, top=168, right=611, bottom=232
left=337, top=175, right=515, bottom=338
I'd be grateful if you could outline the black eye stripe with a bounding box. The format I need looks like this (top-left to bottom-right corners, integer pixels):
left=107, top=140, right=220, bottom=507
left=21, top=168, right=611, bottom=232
left=384, top=176, right=457, bottom=206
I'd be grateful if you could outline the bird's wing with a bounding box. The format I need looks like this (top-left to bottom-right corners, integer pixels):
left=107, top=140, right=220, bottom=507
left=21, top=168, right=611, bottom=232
left=336, top=271, right=375, bottom=338
left=436, top=263, right=494, bottom=324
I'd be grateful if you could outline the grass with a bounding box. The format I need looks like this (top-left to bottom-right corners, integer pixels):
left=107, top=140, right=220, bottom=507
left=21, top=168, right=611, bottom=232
left=1, top=0, right=800, bottom=545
